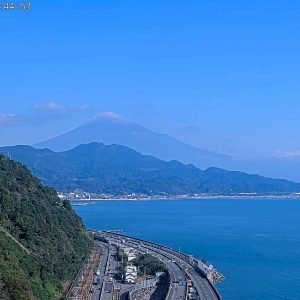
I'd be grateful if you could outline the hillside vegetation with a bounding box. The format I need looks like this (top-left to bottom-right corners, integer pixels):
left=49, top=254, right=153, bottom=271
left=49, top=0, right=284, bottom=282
left=132, top=254, right=166, bottom=277
left=1, top=143, right=300, bottom=195
left=0, top=155, right=92, bottom=300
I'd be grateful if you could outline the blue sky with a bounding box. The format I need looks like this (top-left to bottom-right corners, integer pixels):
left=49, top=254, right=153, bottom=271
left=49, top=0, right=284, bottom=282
left=0, top=0, right=300, bottom=157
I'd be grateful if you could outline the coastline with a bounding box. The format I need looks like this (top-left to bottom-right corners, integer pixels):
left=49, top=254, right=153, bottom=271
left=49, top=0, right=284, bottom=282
left=69, top=194, right=300, bottom=202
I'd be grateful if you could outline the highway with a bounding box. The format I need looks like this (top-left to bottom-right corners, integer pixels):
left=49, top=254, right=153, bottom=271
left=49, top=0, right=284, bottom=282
left=165, top=261, right=186, bottom=300
left=103, top=234, right=186, bottom=300
left=91, top=243, right=118, bottom=300
left=101, top=231, right=221, bottom=300
left=101, top=244, right=118, bottom=300
left=91, top=243, right=109, bottom=300
left=141, top=244, right=186, bottom=300
left=106, top=234, right=186, bottom=300
left=143, top=244, right=219, bottom=300
left=186, top=267, right=218, bottom=300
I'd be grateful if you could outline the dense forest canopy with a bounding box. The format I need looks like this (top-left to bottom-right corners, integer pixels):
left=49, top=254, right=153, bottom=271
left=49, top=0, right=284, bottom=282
left=0, top=155, right=92, bottom=300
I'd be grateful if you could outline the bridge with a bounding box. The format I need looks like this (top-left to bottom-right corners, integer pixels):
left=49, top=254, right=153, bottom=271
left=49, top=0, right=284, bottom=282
left=85, top=230, right=223, bottom=300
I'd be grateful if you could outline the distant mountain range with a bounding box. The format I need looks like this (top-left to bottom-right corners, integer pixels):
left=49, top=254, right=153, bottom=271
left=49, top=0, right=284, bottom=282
left=1, top=143, right=300, bottom=195
left=34, top=112, right=232, bottom=170
left=33, top=112, right=300, bottom=182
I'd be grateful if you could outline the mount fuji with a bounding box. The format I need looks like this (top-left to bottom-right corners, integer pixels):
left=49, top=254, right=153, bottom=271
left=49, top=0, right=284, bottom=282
left=33, top=112, right=300, bottom=181
left=34, top=112, right=232, bottom=170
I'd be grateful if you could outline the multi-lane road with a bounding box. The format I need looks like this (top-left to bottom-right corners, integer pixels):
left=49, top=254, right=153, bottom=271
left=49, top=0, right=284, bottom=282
left=185, top=267, right=219, bottom=300
left=141, top=242, right=219, bottom=300
left=134, top=242, right=186, bottom=300
left=90, top=243, right=108, bottom=300
left=89, top=231, right=221, bottom=300
left=101, top=231, right=221, bottom=300
left=102, top=245, right=118, bottom=300
left=91, top=243, right=118, bottom=300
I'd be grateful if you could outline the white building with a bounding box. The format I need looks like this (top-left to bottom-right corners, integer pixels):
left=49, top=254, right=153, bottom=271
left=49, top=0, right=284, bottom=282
left=124, top=247, right=137, bottom=262
left=125, top=265, right=138, bottom=284
left=127, top=252, right=137, bottom=262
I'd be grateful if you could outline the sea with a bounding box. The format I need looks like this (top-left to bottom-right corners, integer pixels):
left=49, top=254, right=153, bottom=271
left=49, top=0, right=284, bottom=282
left=72, top=198, right=300, bottom=300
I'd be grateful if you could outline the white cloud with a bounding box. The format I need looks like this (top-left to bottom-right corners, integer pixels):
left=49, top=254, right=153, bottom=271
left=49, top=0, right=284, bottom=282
left=33, top=102, right=65, bottom=111
left=273, top=150, right=300, bottom=159
left=0, top=113, right=18, bottom=125
left=77, top=104, right=93, bottom=112
left=33, top=102, right=94, bottom=114
left=0, top=103, right=96, bottom=127
left=93, top=111, right=128, bottom=123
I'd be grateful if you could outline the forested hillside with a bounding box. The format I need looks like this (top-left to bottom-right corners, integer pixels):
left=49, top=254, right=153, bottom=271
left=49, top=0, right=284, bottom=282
left=0, top=155, right=92, bottom=300
left=1, top=143, right=300, bottom=195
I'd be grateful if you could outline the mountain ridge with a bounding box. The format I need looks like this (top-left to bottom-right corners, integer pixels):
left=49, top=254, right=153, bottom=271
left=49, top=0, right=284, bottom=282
left=2, top=143, right=300, bottom=195
left=33, top=112, right=232, bottom=170
left=32, top=112, right=300, bottom=182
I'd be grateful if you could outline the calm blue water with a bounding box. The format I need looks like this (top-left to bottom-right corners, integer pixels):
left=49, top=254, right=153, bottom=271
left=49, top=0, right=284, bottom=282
left=72, top=199, right=300, bottom=300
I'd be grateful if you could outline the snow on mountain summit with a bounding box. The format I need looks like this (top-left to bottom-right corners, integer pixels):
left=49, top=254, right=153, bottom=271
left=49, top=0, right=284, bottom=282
left=91, top=111, right=129, bottom=123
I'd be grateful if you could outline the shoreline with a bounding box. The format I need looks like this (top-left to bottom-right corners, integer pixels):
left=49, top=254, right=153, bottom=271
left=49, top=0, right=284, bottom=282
left=69, top=194, right=300, bottom=202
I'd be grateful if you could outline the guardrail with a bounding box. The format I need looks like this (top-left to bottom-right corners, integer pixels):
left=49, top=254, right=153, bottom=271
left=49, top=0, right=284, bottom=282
left=107, top=235, right=188, bottom=300
left=129, top=277, right=158, bottom=297
left=98, top=230, right=222, bottom=300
